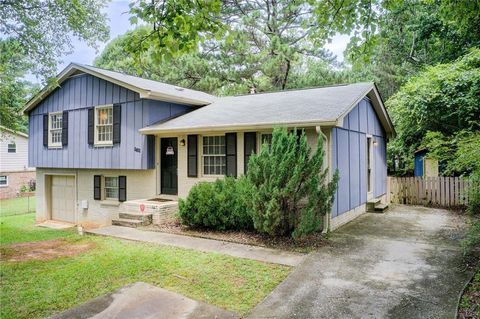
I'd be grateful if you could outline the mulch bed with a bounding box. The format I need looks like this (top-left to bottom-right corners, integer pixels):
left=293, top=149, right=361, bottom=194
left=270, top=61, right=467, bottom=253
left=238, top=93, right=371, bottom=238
left=0, top=239, right=96, bottom=262
left=141, top=220, right=328, bottom=253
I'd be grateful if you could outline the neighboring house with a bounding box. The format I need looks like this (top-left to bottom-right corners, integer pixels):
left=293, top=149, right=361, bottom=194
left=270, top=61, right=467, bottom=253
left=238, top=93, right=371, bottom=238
left=23, top=63, right=394, bottom=230
left=414, top=149, right=440, bottom=177
left=0, top=126, right=36, bottom=199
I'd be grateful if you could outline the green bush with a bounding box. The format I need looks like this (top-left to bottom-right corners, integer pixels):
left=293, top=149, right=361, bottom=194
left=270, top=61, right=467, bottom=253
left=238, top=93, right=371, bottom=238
left=467, top=174, right=480, bottom=215
left=463, top=218, right=480, bottom=257
left=246, top=127, right=338, bottom=239
left=178, top=176, right=253, bottom=230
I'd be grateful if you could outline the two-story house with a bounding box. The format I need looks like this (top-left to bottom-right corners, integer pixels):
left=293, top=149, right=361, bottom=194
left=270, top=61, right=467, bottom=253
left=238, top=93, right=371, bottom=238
left=24, top=63, right=394, bottom=230
left=0, top=126, right=36, bottom=199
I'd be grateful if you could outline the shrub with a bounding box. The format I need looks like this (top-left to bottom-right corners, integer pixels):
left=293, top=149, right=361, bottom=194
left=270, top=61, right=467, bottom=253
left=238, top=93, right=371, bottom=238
left=246, top=127, right=338, bottom=239
left=178, top=176, right=253, bottom=230
left=467, top=174, right=480, bottom=215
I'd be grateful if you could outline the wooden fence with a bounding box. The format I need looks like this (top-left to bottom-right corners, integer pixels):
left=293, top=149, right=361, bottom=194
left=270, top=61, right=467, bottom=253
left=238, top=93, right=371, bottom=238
left=388, top=176, right=477, bottom=207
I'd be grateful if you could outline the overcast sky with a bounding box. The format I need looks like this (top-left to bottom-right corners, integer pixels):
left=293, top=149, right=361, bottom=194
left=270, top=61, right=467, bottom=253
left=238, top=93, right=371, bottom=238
left=30, top=0, right=350, bottom=82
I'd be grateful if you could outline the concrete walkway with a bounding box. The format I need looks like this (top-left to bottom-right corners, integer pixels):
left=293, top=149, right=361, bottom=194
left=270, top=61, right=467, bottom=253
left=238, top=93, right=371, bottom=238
left=87, top=225, right=305, bottom=266
left=52, top=282, right=237, bottom=319
left=248, top=205, right=472, bottom=319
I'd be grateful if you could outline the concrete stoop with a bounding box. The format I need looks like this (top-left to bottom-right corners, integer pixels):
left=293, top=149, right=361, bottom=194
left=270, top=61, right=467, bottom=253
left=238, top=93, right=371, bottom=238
left=366, top=199, right=389, bottom=213
left=111, top=198, right=179, bottom=228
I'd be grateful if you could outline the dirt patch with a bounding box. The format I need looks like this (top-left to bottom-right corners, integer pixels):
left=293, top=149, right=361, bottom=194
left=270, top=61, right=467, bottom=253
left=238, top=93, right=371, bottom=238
left=0, top=239, right=96, bottom=262
left=140, top=219, right=328, bottom=253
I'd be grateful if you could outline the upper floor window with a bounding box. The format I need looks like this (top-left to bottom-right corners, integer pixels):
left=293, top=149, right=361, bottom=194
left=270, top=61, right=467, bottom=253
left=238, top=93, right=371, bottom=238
left=49, top=112, right=63, bottom=148
left=0, top=175, right=8, bottom=187
left=203, top=135, right=225, bottom=175
left=7, top=142, right=16, bottom=153
left=95, top=105, right=113, bottom=145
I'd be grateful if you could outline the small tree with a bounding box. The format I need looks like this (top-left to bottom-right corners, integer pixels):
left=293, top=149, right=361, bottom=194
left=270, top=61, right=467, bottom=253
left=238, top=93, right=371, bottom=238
left=246, top=127, right=338, bottom=238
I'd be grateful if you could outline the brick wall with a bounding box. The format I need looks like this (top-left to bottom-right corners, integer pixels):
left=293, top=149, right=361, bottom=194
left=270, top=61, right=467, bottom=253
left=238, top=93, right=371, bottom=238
left=0, top=171, right=36, bottom=199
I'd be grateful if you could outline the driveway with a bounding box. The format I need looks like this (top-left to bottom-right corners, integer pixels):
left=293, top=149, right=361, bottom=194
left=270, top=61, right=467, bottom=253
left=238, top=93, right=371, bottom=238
left=249, top=205, right=472, bottom=319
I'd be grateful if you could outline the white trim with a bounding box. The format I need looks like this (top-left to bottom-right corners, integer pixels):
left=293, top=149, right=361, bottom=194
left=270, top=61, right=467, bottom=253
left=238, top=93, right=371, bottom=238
left=7, top=141, right=16, bottom=153
left=140, top=120, right=337, bottom=135
left=48, top=112, right=63, bottom=148
left=201, top=134, right=226, bottom=176
left=94, top=105, right=114, bottom=147
left=0, top=175, right=8, bottom=187
left=103, top=175, right=119, bottom=201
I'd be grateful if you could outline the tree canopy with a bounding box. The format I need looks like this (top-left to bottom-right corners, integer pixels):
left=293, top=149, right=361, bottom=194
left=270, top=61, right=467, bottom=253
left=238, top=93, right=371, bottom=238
left=0, top=0, right=109, bottom=79
left=386, top=48, right=480, bottom=175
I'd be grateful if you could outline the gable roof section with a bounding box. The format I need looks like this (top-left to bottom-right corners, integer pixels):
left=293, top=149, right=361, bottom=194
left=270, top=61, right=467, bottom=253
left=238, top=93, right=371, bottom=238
left=22, top=63, right=216, bottom=114
left=140, top=82, right=395, bottom=137
left=0, top=126, right=28, bottom=139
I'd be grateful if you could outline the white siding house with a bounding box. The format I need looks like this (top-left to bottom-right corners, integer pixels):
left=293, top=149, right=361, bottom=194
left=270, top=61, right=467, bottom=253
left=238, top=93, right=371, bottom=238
left=0, top=126, right=35, bottom=199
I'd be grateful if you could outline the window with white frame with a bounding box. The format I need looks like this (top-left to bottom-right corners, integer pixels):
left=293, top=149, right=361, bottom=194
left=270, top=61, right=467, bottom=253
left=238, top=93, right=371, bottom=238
left=261, top=133, right=273, bottom=149
left=0, top=176, right=8, bottom=187
left=49, top=112, right=63, bottom=147
left=202, top=136, right=226, bottom=175
left=7, top=142, right=16, bottom=153
left=104, top=176, right=119, bottom=200
left=95, top=105, right=113, bottom=145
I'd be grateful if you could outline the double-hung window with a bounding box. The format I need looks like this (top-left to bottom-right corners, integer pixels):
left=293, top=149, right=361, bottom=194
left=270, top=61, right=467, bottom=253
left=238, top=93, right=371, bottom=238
left=7, top=142, right=16, bottom=153
left=0, top=176, right=8, bottom=187
left=202, top=136, right=226, bottom=175
left=49, top=112, right=63, bottom=147
left=104, top=176, right=119, bottom=200
left=261, top=133, right=273, bottom=150
left=95, top=106, right=113, bottom=145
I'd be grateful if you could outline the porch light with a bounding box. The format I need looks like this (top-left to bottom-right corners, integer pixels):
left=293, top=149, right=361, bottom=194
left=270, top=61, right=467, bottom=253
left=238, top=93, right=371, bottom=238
left=373, top=140, right=378, bottom=146
left=179, top=139, right=186, bottom=146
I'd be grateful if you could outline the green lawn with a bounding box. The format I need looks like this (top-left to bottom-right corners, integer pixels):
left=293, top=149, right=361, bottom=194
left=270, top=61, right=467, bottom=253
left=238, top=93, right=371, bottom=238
left=0, top=214, right=290, bottom=318
left=0, top=196, right=36, bottom=216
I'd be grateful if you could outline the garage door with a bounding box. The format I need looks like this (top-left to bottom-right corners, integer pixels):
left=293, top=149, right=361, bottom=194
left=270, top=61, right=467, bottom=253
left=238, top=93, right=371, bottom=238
left=51, top=175, right=76, bottom=223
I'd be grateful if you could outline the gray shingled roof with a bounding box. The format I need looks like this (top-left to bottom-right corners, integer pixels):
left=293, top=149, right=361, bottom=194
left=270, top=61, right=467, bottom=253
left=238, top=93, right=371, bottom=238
left=78, top=64, right=216, bottom=104
left=140, top=82, right=384, bottom=134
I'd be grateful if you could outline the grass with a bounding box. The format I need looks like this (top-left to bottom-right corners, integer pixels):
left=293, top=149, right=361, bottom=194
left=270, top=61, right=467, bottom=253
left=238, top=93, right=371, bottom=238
left=459, top=270, right=480, bottom=319
left=0, top=213, right=73, bottom=244
left=0, top=214, right=290, bottom=319
left=0, top=196, right=36, bottom=216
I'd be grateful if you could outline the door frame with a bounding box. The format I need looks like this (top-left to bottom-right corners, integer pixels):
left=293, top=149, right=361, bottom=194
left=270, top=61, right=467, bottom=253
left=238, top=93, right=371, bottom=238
left=160, top=137, right=178, bottom=195
left=366, top=135, right=374, bottom=200
left=45, top=173, right=77, bottom=223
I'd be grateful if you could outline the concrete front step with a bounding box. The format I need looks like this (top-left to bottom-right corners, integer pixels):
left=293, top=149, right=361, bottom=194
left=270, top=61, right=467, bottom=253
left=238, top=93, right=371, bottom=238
left=374, top=203, right=389, bottom=213
left=366, top=199, right=381, bottom=212
left=119, top=212, right=153, bottom=222
left=112, top=218, right=150, bottom=228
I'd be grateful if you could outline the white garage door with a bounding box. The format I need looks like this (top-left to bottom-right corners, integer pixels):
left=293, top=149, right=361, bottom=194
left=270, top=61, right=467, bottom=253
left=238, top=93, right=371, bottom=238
left=51, top=175, right=76, bottom=223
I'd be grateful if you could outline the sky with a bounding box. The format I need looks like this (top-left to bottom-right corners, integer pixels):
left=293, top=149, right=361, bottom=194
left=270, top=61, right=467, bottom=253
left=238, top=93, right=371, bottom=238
left=31, top=0, right=350, bottom=82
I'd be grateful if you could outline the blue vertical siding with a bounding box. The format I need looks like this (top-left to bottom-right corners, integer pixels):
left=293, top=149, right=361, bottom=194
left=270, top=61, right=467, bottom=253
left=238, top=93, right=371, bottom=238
left=28, top=73, right=192, bottom=169
left=331, top=98, right=387, bottom=216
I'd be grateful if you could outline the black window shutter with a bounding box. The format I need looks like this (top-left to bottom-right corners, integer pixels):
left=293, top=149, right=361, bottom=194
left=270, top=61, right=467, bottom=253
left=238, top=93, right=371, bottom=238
left=118, top=176, right=127, bottom=202
left=62, top=110, right=68, bottom=146
left=244, top=132, right=257, bottom=174
left=187, top=135, right=198, bottom=177
left=225, top=133, right=237, bottom=177
left=88, top=108, right=94, bottom=145
left=93, top=175, right=101, bottom=200
left=147, top=135, right=155, bottom=169
left=113, top=103, right=121, bottom=144
left=43, top=114, right=48, bottom=147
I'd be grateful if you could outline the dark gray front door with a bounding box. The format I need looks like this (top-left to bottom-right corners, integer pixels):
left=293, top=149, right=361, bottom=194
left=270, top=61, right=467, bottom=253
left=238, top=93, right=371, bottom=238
left=161, top=138, right=178, bottom=195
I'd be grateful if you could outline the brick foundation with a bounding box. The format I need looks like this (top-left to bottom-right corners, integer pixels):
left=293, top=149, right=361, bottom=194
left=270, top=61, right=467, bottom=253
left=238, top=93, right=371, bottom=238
left=0, top=171, right=36, bottom=199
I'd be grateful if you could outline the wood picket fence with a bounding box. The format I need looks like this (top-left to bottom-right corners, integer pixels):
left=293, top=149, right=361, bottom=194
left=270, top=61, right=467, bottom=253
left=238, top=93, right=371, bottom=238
left=388, top=176, right=478, bottom=208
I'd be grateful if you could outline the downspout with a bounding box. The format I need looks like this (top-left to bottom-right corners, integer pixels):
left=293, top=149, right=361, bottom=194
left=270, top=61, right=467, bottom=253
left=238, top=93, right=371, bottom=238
left=316, top=126, right=331, bottom=234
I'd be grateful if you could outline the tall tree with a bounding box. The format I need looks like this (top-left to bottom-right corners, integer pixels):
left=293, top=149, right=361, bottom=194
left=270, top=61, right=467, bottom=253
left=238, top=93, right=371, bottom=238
left=95, top=26, right=354, bottom=95
left=125, top=0, right=379, bottom=91
left=386, top=49, right=480, bottom=174
left=0, top=0, right=109, bottom=79
left=346, top=0, right=480, bottom=99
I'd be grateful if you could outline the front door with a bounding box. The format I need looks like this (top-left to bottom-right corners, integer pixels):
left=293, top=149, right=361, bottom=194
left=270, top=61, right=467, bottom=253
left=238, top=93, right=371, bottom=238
left=161, top=138, right=178, bottom=195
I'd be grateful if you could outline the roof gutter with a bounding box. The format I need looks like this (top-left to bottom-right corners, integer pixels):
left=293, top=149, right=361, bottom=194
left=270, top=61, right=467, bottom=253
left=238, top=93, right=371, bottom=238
left=141, top=91, right=212, bottom=106
left=139, top=120, right=337, bottom=135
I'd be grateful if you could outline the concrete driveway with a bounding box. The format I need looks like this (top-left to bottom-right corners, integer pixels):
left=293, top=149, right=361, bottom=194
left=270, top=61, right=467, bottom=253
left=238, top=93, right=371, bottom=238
left=248, top=205, right=472, bottom=319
